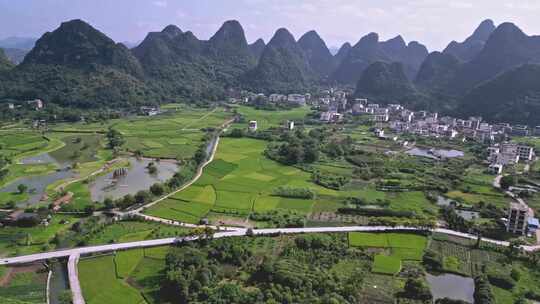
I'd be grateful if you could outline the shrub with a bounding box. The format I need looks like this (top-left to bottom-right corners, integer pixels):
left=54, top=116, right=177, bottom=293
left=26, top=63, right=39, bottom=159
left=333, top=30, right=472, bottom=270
left=272, top=186, right=316, bottom=199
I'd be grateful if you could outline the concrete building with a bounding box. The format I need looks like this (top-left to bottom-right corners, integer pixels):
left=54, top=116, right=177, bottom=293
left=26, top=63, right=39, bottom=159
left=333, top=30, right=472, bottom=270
left=401, top=111, right=414, bottom=123
left=287, top=94, right=306, bottom=106
left=488, top=163, right=503, bottom=175
left=517, top=145, right=534, bottom=162
left=487, top=146, right=500, bottom=162
left=373, top=114, right=389, bottom=122
left=534, top=126, right=540, bottom=136
left=140, top=106, right=159, bottom=116
left=27, top=99, right=44, bottom=110
left=269, top=94, right=287, bottom=102
left=320, top=111, right=342, bottom=123
left=469, top=117, right=482, bottom=130
left=512, top=125, right=529, bottom=136
left=528, top=218, right=539, bottom=235
left=352, top=103, right=364, bottom=114
left=507, top=202, right=533, bottom=235
left=284, top=120, right=294, bottom=130
left=496, top=151, right=520, bottom=165
left=248, top=120, right=258, bottom=131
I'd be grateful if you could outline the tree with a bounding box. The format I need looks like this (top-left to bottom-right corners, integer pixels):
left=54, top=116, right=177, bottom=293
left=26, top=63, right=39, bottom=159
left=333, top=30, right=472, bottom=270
left=423, top=249, right=442, bottom=271
left=134, top=190, right=151, bottom=205
left=500, top=175, right=516, bottom=190
left=474, top=275, right=495, bottom=304
left=147, top=162, right=158, bottom=174
left=84, top=205, right=95, bottom=215
left=403, top=278, right=432, bottom=301
left=230, top=128, right=244, bottom=138
left=106, top=127, right=125, bottom=149
left=103, top=198, right=115, bottom=210
left=17, top=184, right=28, bottom=194
left=507, top=239, right=524, bottom=258
left=150, top=183, right=165, bottom=196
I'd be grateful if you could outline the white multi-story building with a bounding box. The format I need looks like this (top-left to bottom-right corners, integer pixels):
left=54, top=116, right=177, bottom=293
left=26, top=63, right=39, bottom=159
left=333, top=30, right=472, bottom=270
left=401, top=110, right=414, bottom=123
left=373, top=114, right=389, bottom=122
left=517, top=145, right=534, bottom=161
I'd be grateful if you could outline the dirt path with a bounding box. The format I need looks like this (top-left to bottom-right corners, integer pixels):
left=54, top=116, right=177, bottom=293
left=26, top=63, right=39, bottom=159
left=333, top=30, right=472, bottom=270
left=128, top=117, right=236, bottom=216
left=181, top=107, right=218, bottom=130
left=54, top=158, right=122, bottom=191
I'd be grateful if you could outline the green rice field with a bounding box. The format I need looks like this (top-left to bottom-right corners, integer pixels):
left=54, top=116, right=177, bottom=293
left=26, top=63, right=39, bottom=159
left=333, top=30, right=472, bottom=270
left=145, top=137, right=340, bottom=223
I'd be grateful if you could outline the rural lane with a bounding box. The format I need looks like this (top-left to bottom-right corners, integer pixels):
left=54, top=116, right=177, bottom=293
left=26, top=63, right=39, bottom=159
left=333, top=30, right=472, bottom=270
left=68, top=254, right=85, bottom=304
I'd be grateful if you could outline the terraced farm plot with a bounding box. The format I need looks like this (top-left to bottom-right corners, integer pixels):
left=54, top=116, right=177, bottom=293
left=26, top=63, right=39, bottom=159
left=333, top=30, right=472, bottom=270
left=230, top=105, right=311, bottom=130
left=112, top=107, right=232, bottom=159
left=0, top=265, right=47, bottom=304
left=349, top=232, right=428, bottom=266
left=145, top=198, right=213, bottom=224
left=0, top=130, right=50, bottom=158
left=145, top=137, right=333, bottom=223
left=349, top=233, right=427, bottom=251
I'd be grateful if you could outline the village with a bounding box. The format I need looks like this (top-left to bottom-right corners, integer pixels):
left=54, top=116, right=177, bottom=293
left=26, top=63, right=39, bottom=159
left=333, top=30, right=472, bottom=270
left=235, top=88, right=540, bottom=241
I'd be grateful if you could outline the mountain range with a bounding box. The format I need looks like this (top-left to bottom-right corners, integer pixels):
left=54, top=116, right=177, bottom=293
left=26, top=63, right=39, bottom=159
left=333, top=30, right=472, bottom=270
left=1, top=18, right=540, bottom=124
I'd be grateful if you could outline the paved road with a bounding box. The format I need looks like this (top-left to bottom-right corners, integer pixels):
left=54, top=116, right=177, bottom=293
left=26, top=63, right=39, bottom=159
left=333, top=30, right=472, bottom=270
left=68, top=254, right=85, bottom=304
left=2, top=225, right=539, bottom=266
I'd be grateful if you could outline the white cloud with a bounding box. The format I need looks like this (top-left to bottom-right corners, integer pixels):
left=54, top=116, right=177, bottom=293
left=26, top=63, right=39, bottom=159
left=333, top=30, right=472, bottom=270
left=152, top=1, right=168, bottom=8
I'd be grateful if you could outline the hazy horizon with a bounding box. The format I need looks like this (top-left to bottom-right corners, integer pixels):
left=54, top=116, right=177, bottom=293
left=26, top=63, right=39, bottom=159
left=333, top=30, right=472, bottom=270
left=1, top=0, right=540, bottom=51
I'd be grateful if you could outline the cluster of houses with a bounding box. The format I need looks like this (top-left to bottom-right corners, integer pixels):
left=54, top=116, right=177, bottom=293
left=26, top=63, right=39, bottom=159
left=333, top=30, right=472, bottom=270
left=317, top=97, right=540, bottom=143
left=487, top=143, right=535, bottom=174
left=229, top=91, right=311, bottom=107
left=6, top=99, right=44, bottom=111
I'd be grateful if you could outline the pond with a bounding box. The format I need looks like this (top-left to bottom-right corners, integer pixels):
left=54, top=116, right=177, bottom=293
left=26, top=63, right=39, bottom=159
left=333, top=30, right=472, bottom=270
left=20, top=152, right=63, bottom=166
left=0, top=151, right=80, bottom=206
left=406, top=148, right=464, bottom=159
left=0, top=168, right=77, bottom=207
left=426, top=273, right=475, bottom=303
left=88, top=157, right=178, bottom=202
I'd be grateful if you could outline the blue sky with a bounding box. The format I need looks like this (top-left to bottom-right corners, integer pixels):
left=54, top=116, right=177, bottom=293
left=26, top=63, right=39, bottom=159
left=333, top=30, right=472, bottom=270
left=1, top=0, right=540, bottom=50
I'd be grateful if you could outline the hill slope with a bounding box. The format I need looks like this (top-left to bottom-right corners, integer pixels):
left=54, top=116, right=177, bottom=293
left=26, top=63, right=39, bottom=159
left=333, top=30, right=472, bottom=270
left=242, top=28, right=314, bottom=93
left=458, top=64, right=540, bottom=125
left=333, top=33, right=428, bottom=84
left=443, top=19, right=496, bottom=62
left=450, top=22, right=540, bottom=93
left=298, top=30, right=335, bottom=78
left=0, top=49, right=14, bottom=71
left=0, top=19, right=155, bottom=107
left=354, top=61, right=424, bottom=108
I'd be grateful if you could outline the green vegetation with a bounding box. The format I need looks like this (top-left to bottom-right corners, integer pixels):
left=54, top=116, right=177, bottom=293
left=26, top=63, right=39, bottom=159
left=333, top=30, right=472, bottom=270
left=0, top=265, right=47, bottom=304
left=348, top=232, right=428, bottom=279
left=79, top=255, right=146, bottom=304
left=230, top=105, right=310, bottom=130
left=145, top=137, right=325, bottom=224
left=372, top=254, right=402, bottom=275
